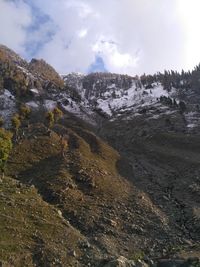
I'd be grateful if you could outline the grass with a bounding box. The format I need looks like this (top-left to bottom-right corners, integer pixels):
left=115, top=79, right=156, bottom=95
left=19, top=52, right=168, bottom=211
left=2, top=123, right=135, bottom=265
left=0, top=175, right=84, bottom=266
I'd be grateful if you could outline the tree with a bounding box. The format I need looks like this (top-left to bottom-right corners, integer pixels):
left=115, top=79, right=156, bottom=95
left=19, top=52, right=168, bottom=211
left=0, top=128, right=12, bottom=178
left=179, top=101, right=187, bottom=113
left=45, top=111, right=54, bottom=129
left=53, top=107, right=63, bottom=122
left=11, top=114, right=21, bottom=134
left=19, top=104, right=31, bottom=119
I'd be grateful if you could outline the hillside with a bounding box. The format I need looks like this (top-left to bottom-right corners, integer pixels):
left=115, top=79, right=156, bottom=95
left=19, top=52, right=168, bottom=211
left=0, top=45, right=199, bottom=266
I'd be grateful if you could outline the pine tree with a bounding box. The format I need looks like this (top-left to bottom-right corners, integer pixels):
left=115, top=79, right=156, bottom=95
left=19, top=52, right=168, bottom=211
left=179, top=101, right=187, bottom=113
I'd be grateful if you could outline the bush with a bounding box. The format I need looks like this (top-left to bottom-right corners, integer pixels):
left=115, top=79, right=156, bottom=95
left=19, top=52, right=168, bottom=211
left=0, top=128, right=12, bottom=177
left=45, top=111, right=54, bottom=128
left=53, top=107, right=63, bottom=122
left=11, top=114, right=21, bottom=133
left=19, top=104, right=31, bottom=119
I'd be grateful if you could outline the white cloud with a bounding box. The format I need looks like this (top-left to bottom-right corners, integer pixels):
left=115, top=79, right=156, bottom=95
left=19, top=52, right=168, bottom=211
left=78, top=29, right=88, bottom=39
left=1, top=0, right=200, bottom=75
left=0, top=0, right=32, bottom=54
left=177, top=0, right=200, bottom=71
left=92, top=37, right=139, bottom=74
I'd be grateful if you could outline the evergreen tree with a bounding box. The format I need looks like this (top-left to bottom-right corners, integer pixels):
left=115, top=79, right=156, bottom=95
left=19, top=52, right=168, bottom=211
left=179, top=101, right=187, bottom=113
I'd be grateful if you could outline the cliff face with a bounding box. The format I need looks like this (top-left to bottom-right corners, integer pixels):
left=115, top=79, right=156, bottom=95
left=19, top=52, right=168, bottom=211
left=0, top=45, right=200, bottom=266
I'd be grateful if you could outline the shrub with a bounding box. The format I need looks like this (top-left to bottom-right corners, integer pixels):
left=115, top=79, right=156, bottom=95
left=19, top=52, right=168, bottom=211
left=45, top=111, right=54, bottom=128
left=53, top=107, right=63, bottom=122
left=11, top=114, right=21, bottom=133
left=19, top=104, right=31, bottom=119
left=0, top=128, right=12, bottom=177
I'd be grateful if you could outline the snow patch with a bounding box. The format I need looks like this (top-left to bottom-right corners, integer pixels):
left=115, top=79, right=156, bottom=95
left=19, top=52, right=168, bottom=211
left=0, top=89, right=16, bottom=126
left=30, top=88, right=39, bottom=95
left=44, top=100, right=57, bottom=110
left=26, top=101, right=39, bottom=109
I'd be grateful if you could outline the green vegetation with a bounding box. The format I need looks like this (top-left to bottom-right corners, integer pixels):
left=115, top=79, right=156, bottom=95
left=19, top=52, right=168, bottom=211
left=11, top=114, right=21, bottom=134
left=0, top=176, right=82, bottom=267
left=19, top=104, right=31, bottom=119
left=130, top=250, right=145, bottom=261
left=0, top=128, right=12, bottom=178
left=45, top=111, right=55, bottom=129
left=53, top=107, right=63, bottom=122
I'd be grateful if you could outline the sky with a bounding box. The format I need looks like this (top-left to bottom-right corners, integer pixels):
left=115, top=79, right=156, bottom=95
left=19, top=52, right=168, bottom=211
left=1, top=0, right=200, bottom=76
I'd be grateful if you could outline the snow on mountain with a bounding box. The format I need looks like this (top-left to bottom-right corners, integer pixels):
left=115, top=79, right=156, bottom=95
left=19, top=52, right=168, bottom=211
left=62, top=73, right=176, bottom=120
left=0, top=89, right=16, bottom=126
left=1, top=44, right=200, bottom=132
left=60, top=72, right=200, bottom=131
left=96, top=83, right=170, bottom=116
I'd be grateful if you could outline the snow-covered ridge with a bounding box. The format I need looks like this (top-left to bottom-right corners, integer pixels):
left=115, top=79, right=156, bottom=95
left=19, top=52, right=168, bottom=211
left=59, top=72, right=200, bottom=130
left=63, top=72, right=175, bottom=118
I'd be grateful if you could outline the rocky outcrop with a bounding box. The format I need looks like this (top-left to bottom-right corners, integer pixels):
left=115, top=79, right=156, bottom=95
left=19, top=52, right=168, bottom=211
left=0, top=45, right=64, bottom=97
left=103, top=257, right=200, bottom=267
left=28, top=58, right=64, bottom=89
left=103, top=257, right=143, bottom=267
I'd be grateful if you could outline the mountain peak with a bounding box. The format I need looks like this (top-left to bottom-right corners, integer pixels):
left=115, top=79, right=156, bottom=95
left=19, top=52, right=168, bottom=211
left=28, top=58, right=64, bottom=88
left=0, top=44, right=27, bottom=67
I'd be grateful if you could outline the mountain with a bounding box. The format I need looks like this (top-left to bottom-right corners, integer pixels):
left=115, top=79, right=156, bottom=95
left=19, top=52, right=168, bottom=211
left=0, top=45, right=199, bottom=266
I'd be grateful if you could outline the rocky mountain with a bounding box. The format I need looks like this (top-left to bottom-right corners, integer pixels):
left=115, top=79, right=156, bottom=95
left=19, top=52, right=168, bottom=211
left=0, top=45, right=200, bottom=267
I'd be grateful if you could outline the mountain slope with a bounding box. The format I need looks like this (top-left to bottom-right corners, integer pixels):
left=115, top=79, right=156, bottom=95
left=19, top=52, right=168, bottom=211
left=0, top=45, right=200, bottom=266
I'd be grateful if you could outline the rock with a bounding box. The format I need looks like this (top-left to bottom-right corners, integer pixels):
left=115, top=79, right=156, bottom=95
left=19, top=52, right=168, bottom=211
left=69, top=250, right=77, bottom=258
left=103, top=257, right=151, bottom=267
left=110, top=219, right=117, bottom=227
left=58, top=210, right=62, bottom=217
left=79, top=240, right=91, bottom=249
left=157, top=259, right=185, bottom=267
left=72, top=250, right=77, bottom=257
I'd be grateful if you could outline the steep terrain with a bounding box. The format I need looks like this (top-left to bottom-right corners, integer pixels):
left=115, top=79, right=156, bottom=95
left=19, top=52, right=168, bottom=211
left=0, top=45, right=200, bottom=266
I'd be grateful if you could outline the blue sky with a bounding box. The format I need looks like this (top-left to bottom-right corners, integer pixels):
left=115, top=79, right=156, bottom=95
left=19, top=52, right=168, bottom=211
left=1, top=0, right=200, bottom=75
